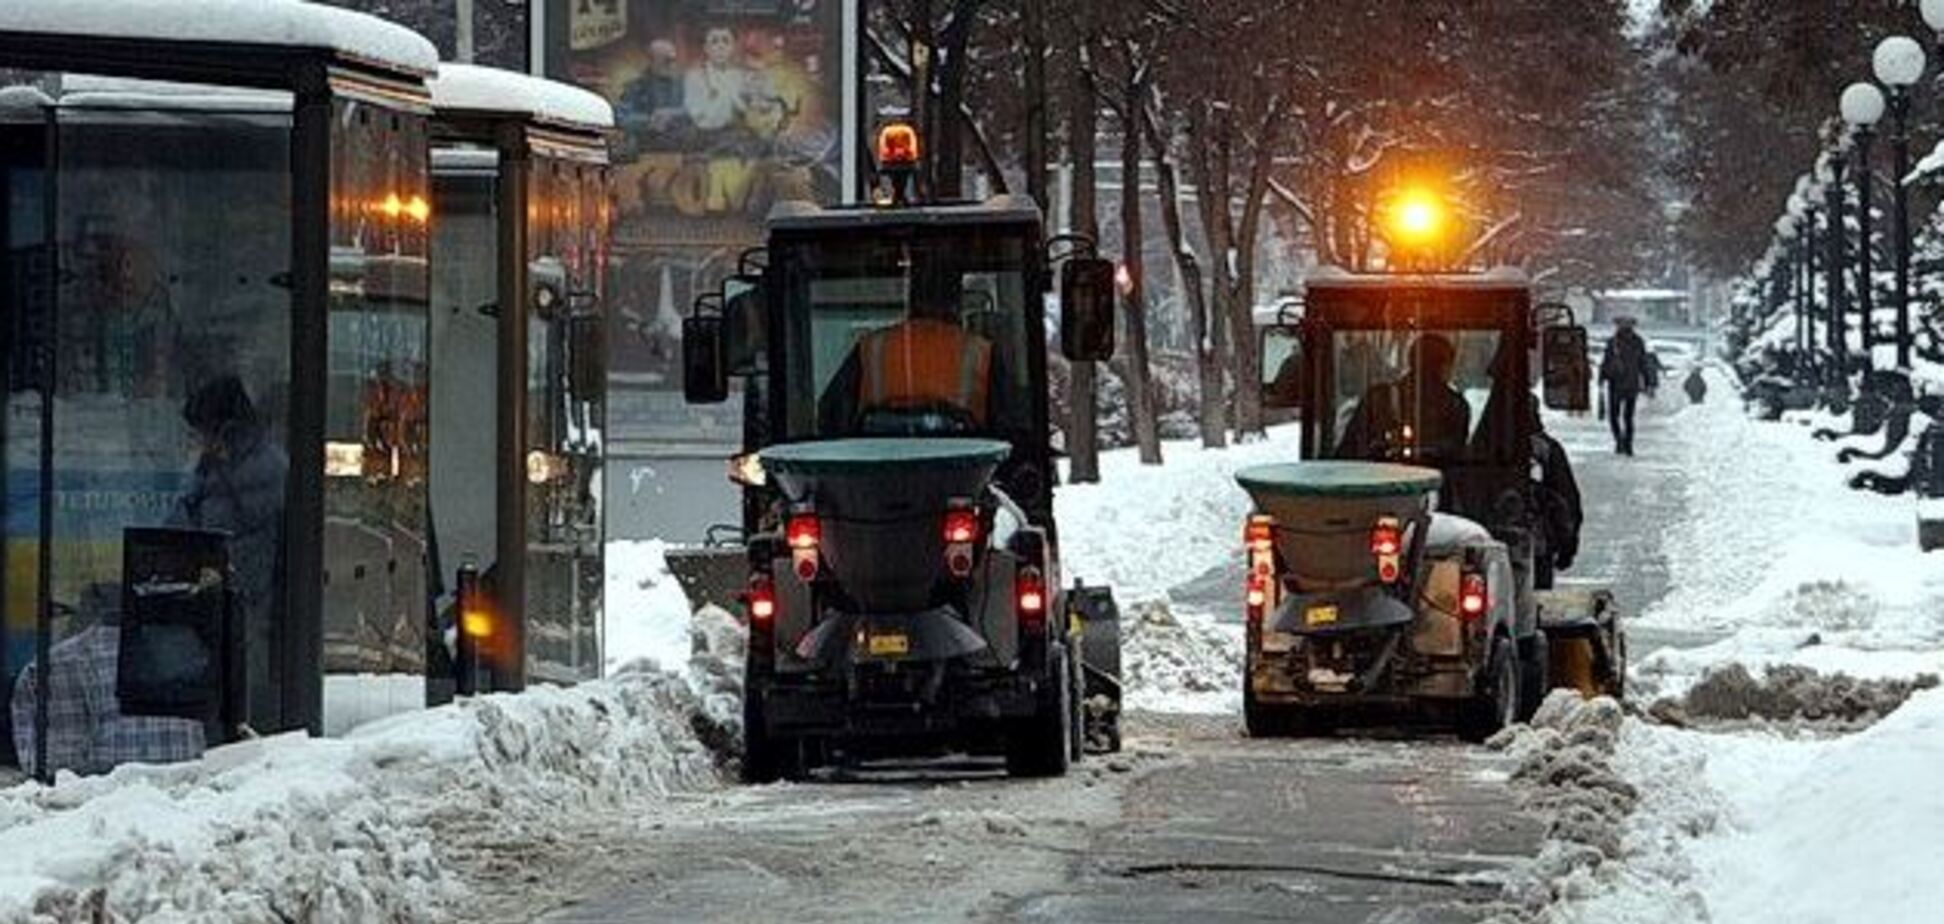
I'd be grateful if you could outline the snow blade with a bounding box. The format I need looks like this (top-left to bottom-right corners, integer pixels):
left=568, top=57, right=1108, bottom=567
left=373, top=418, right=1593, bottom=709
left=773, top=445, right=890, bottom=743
left=1535, top=588, right=1625, bottom=700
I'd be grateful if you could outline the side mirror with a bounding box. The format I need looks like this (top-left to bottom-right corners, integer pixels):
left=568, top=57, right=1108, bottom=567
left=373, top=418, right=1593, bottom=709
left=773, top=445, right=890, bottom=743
left=1060, top=257, right=1116, bottom=362
left=683, top=315, right=729, bottom=404
left=569, top=313, right=605, bottom=399
left=1259, top=324, right=1303, bottom=410
left=1541, top=324, right=1591, bottom=412
left=723, top=274, right=765, bottom=375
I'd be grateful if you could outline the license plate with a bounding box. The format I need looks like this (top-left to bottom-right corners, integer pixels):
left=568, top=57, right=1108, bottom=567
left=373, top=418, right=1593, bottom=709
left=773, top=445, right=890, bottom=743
left=867, top=632, right=910, bottom=656
left=1305, top=605, right=1339, bottom=627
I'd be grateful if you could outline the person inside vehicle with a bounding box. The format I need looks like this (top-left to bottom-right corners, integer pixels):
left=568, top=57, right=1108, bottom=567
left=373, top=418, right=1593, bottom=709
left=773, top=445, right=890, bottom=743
left=1601, top=316, right=1650, bottom=455
left=1337, top=334, right=1472, bottom=463
left=1528, top=406, right=1583, bottom=590
left=170, top=376, right=288, bottom=731
left=10, top=583, right=206, bottom=777
left=817, top=282, right=1019, bottom=437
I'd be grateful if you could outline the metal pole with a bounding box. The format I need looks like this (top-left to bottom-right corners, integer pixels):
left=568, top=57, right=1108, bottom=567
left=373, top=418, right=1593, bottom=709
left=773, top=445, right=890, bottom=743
left=1857, top=126, right=1877, bottom=371
left=1827, top=156, right=1848, bottom=367
left=456, top=0, right=476, bottom=64
left=1892, top=90, right=1914, bottom=369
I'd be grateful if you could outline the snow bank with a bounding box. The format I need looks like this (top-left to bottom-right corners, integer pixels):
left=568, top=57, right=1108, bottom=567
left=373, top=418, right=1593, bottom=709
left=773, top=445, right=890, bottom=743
left=605, top=539, right=701, bottom=676
left=1118, top=601, right=1242, bottom=714
left=1651, top=662, right=1937, bottom=727
left=1535, top=690, right=1944, bottom=924
left=0, top=669, right=721, bottom=922
left=1055, top=428, right=1299, bottom=604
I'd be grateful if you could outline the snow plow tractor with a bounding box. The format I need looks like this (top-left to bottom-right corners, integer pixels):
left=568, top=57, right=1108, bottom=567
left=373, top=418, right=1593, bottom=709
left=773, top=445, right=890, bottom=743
left=677, top=123, right=1125, bottom=780
left=1242, top=270, right=1625, bottom=741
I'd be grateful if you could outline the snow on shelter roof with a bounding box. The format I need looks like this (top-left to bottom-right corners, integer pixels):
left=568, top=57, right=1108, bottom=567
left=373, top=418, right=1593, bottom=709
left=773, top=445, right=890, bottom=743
left=0, top=0, right=439, bottom=78
left=1304, top=265, right=1530, bottom=291
left=430, top=64, right=614, bottom=131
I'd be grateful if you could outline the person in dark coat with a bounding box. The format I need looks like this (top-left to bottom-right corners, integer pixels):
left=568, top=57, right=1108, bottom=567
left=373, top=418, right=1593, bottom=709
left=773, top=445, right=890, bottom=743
left=1684, top=366, right=1708, bottom=405
left=1338, top=334, right=1472, bottom=463
left=170, top=376, right=288, bottom=732
left=1529, top=408, right=1583, bottom=590
left=1600, top=318, right=1650, bottom=455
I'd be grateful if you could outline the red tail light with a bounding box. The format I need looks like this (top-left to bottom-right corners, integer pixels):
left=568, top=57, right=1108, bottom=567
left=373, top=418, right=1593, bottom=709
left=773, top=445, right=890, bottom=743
left=1245, top=514, right=1275, bottom=552
left=787, top=512, right=821, bottom=581
left=943, top=506, right=980, bottom=545
left=787, top=513, right=820, bottom=551
left=745, top=573, right=778, bottom=624
left=1017, top=566, right=1047, bottom=625
left=1370, top=518, right=1402, bottom=557
left=1459, top=572, right=1488, bottom=619
left=1245, top=572, right=1269, bottom=624
left=1372, top=516, right=1403, bottom=584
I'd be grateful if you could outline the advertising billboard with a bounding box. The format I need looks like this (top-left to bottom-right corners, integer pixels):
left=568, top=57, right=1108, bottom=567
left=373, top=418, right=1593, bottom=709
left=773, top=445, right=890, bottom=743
left=544, top=0, right=856, bottom=395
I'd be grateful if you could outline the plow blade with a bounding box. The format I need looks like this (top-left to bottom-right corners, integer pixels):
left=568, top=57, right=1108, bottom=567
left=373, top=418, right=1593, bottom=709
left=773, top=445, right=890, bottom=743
left=664, top=546, right=749, bottom=615
left=1536, top=588, right=1625, bottom=700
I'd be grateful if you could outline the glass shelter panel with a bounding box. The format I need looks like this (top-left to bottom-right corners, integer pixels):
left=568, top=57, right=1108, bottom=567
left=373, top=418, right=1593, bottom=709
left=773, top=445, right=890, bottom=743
left=427, top=158, right=498, bottom=696
left=321, top=97, right=432, bottom=733
left=4, top=102, right=292, bottom=776
left=524, top=154, right=607, bottom=684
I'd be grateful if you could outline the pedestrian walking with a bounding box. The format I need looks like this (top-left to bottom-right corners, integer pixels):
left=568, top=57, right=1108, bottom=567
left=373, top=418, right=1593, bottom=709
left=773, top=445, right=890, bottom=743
left=1600, top=317, right=1650, bottom=455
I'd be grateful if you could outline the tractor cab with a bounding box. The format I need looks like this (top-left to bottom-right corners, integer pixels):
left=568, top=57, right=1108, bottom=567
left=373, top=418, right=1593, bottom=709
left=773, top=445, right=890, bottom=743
left=1264, top=269, right=1590, bottom=532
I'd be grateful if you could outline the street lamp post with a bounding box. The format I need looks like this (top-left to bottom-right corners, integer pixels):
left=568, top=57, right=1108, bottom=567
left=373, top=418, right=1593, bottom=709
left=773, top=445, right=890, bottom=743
left=1874, top=36, right=1926, bottom=369
left=1843, top=81, right=1886, bottom=372
left=1826, top=151, right=1849, bottom=367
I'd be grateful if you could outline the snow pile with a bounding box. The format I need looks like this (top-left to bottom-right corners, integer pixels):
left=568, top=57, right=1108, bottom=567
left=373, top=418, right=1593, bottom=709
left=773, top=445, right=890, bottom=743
left=0, top=669, right=722, bottom=922
left=1488, top=692, right=1640, bottom=918
left=1117, top=601, right=1242, bottom=714
left=1650, top=662, right=1938, bottom=727
left=1535, top=689, right=1944, bottom=924
left=605, top=539, right=701, bottom=676
left=1056, top=428, right=1298, bottom=604
left=0, top=0, right=440, bottom=76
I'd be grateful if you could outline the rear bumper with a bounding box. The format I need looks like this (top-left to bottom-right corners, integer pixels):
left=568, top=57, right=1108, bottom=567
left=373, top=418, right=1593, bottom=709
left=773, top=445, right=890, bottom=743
left=757, top=669, right=1046, bottom=741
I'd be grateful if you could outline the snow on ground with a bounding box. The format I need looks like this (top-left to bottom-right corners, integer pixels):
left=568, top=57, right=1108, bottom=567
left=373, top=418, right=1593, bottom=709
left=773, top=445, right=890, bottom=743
left=1529, top=368, right=1944, bottom=924
left=1056, top=429, right=1296, bottom=712
left=1056, top=427, right=1298, bottom=604
left=1637, top=368, right=1944, bottom=693
left=604, top=539, right=699, bottom=675
left=0, top=658, right=726, bottom=922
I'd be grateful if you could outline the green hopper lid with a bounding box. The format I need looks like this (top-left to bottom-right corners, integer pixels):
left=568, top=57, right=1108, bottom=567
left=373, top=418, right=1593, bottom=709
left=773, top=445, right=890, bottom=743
left=759, top=438, right=1012, bottom=476
left=1234, top=461, right=1442, bottom=499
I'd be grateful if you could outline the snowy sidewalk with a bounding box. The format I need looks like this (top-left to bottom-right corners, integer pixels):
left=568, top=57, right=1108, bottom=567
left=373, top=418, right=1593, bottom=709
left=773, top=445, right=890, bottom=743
left=1539, top=369, right=1944, bottom=924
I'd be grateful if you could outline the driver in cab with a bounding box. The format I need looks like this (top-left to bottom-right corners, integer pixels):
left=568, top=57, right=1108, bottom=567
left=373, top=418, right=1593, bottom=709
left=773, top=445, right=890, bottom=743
left=817, top=280, right=1018, bottom=436
left=1336, top=334, right=1472, bottom=463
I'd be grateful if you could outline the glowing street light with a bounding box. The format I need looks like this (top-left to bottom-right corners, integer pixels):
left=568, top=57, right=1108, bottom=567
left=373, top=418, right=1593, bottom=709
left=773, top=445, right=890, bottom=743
left=1386, top=188, right=1446, bottom=246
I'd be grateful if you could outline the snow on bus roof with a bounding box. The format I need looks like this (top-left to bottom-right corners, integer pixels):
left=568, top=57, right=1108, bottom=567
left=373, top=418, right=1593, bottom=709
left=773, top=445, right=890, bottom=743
left=48, top=75, right=292, bottom=112
left=1304, top=265, right=1530, bottom=290
left=0, top=0, right=439, bottom=77
left=429, top=64, right=614, bottom=131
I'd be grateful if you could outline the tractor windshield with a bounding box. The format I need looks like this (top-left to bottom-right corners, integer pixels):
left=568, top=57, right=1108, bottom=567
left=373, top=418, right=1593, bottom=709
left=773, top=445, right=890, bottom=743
left=1324, top=328, right=1507, bottom=464
left=1304, top=284, right=1532, bottom=470
left=773, top=228, right=1037, bottom=443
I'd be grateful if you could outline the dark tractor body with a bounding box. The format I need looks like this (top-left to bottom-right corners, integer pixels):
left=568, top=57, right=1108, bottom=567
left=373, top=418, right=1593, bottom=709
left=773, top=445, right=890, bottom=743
left=681, top=196, right=1122, bottom=780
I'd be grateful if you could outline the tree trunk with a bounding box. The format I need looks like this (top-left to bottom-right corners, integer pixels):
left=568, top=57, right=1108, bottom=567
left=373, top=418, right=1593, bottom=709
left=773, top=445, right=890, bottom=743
left=1149, top=103, right=1225, bottom=448
left=1227, top=109, right=1281, bottom=438
left=1066, top=45, right=1102, bottom=483
left=1188, top=105, right=1240, bottom=442
left=1118, top=70, right=1161, bottom=465
left=931, top=0, right=979, bottom=197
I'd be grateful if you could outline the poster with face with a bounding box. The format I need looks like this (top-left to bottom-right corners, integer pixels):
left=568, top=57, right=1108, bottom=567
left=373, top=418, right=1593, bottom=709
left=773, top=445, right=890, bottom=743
left=554, top=0, right=847, bottom=392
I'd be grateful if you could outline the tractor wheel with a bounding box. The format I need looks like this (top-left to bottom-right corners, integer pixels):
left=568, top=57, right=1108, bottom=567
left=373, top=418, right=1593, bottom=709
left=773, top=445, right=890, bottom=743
left=1459, top=636, right=1519, bottom=743
left=1006, top=646, right=1073, bottom=778
left=740, top=683, right=790, bottom=784
left=1517, top=633, right=1550, bottom=722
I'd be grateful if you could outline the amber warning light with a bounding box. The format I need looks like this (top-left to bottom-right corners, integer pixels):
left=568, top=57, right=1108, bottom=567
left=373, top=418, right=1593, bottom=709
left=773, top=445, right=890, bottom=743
left=876, top=121, right=921, bottom=169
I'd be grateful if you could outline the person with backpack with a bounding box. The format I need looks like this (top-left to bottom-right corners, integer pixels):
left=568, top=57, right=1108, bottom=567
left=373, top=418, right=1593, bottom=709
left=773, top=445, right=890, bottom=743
left=1600, top=317, right=1650, bottom=455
